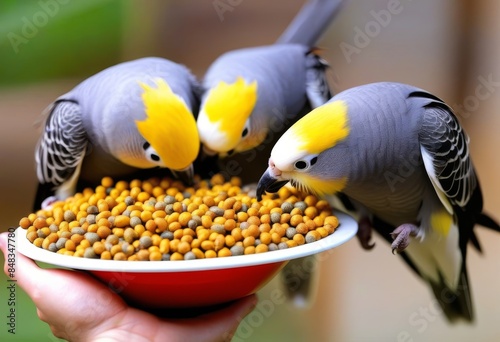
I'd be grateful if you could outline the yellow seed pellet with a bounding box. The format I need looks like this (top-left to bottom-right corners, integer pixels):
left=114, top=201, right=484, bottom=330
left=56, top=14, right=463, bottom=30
left=205, top=250, right=217, bottom=258
left=170, top=252, right=184, bottom=261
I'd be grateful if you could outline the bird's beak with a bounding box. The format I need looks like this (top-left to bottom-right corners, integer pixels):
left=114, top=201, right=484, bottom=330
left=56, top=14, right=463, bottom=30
left=256, top=169, right=289, bottom=201
left=172, top=164, right=195, bottom=186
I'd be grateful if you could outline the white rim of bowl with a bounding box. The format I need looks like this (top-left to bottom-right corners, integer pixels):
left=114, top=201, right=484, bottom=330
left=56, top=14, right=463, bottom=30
left=15, top=210, right=357, bottom=273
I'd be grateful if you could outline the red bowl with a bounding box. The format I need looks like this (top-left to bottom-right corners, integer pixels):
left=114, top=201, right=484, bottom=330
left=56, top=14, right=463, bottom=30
left=16, top=211, right=357, bottom=314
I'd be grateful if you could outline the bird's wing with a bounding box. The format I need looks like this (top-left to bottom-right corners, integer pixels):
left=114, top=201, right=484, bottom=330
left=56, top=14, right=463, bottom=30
left=415, top=91, right=478, bottom=215
left=305, top=52, right=332, bottom=109
left=34, top=99, right=88, bottom=209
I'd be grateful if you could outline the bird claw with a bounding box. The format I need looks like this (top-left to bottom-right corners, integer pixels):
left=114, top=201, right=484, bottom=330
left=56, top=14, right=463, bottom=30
left=390, top=223, right=419, bottom=254
left=40, top=196, right=59, bottom=210
left=356, top=216, right=376, bottom=250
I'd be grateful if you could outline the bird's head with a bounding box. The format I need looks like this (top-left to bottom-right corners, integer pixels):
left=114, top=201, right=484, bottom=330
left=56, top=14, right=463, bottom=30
left=197, top=77, right=260, bottom=156
left=132, top=78, right=199, bottom=182
left=256, top=100, right=350, bottom=200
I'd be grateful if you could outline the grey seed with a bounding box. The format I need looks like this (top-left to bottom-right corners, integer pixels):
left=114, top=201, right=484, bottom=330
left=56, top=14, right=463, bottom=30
left=106, top=234, right=119, bottom=245
left=182, top=191, right=192, bottom=199
left=305, top=232, right=318, bottom=243
left=188, top=219, right=198, bottom=230
left=165, top=204, right=174, bottom=215
left=294, top=201, right=307, bottom=213
left=278, top=242, right=289, bottom=250
left=164, top=195, right=176, bottom=205
left=268, top=243, right=279, bottom=251
left=87, top=205, right=99, bottom=215
left=211, top=224, right=225, bottom=234
left=154, top=201, right=167, bottom=210
left=85, top=232, right=100, bottom=245
left=139, top=236, right=152, bottom=248
left=124, top=196, right=135, bottom=206
left=184, top=251, right=196, bottom=260
left=48, top=243, right=58, bottom=252
left=270, top=212, right=281, bottom=224
left=230, top=245, right=244, bottom=256
left=49, top=224, right=59, bottom=233
left=281, top=202, right=294, bottom=213
left=37, top=229, right=47, bottom=238
left=130, top=216, right=142, bottom=227
left=162, top=253, right=171, bottom=261
left=63, top=210, right=76, bottom=222
left=84, top=247, right=98, bottom=258
left=160, top=231, right=174, bottom=240
left=71, top=227, right=85, bottom=235
left=86, top=214, right=96, bottom=224
left=286, top=227, right=297, bottom=239
left=209, top=206, right=224, bottom=217
left=191, top=215, right=202, bottom=225
left=240, top=222, right=249, bottom=230
left=122, top=209, right=131, bottom=217
left=56, top=238, right=68, bottom=250
left=59, top=231, right=71, bottom=239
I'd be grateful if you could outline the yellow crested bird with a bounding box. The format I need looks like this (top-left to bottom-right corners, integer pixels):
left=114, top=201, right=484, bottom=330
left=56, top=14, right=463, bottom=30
left=257, top=82, right=500, bottom=322
left=34, top=57, right=201, bottom=209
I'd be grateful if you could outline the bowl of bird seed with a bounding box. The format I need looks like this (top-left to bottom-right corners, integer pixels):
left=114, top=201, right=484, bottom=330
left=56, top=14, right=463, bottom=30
left=15, top=174, right=357, bottom=312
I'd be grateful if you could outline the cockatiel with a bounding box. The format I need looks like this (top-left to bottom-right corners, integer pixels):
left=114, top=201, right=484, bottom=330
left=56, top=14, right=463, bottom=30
left=197, top=0, right=345, bottom=308
left=34, top=57, right=201, bottom=210
left=256, top=82, right=500, bottom=321
left=197, top=44, right=330, bottom=158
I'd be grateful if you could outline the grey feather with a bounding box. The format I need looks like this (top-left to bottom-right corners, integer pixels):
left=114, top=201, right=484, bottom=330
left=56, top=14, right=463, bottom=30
left=276, top=0, right=345, bottom=46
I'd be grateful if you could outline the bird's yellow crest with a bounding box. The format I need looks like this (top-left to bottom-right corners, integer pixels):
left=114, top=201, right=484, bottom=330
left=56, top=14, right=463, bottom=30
left=136, top=78, right=199, bottom=170
left=290, top=100, right=350, bottom=154
left=203, top=77, right=258, bottom=150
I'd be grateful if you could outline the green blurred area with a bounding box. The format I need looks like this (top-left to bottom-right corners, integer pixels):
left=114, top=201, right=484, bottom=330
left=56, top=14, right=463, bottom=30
left=1, top=1, right=125, bottom=340
left=0, top=0, right=124, bottom=88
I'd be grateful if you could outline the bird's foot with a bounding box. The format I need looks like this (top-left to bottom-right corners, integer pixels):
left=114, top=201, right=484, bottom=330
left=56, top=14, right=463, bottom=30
left=40, top=196, right=59, bottom=210
left=390, top=223, right=419, bottom=254
left=356, top=216, right=375, bottom=250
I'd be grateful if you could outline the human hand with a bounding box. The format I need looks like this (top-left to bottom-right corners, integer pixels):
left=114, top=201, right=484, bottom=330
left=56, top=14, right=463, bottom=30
left=0, top=232, right=257, bottom=342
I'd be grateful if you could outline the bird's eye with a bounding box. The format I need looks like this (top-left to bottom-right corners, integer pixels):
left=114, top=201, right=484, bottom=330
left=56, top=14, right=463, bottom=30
left=241, top=118, right=251, bottom=138
left=294, top=155, right=319, bottom=172
left=143, top=142, right=150, bottom=150
left=295, top=160, right=307, bottom=170
left=242, top=127, right=249, bottom=138
left=150, top=154, right=160, bottom=162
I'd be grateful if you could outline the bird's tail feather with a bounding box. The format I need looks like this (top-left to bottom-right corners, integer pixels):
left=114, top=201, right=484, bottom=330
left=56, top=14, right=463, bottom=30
left=476, top=212, right=500, bottom=232
left=276, top=0, right=345, bottom=47
left=429, top=266, right=473, bottom=323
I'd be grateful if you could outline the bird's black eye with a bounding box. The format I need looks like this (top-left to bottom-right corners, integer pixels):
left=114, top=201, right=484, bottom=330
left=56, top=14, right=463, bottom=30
left=310, top=156, right=318, bottom=166
left=227, top=149, right=235, bottom=156
left=143, top=142, right=150, bottom=150
left=295, top=160, right=307, bottom=170
left=151, top=154, right=160, bottom=162
left=242, top=127, right=249, bottom=138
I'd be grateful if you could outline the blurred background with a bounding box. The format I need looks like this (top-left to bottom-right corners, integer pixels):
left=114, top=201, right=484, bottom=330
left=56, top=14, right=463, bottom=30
left=1, top=0, right=499, bottom=340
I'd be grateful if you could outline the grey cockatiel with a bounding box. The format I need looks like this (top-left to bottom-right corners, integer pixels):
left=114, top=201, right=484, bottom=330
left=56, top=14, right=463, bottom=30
left=34, top=57, right=201, bottom=210
left=256, top=82, right=500, bottom=321
left=197, top=0, right=345, bottom=308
